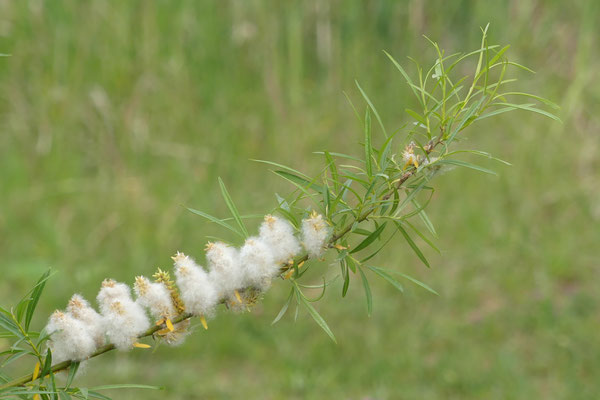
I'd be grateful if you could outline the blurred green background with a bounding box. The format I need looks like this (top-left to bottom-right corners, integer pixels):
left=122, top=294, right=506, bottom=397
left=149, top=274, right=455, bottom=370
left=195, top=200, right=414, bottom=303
left=0, top=1, right=598, bottom=399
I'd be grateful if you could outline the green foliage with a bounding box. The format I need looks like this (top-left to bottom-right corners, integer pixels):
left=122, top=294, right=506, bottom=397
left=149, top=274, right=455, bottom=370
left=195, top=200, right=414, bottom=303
left=0, top=0, right=585, bottom=397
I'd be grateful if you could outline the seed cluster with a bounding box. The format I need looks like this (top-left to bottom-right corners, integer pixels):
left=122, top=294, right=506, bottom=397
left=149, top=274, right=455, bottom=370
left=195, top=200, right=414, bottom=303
left=44, top=213, right=330, bottom=366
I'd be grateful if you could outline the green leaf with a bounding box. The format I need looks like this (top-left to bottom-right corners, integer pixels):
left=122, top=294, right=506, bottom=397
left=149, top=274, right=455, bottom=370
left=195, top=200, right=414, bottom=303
left=493, top=102, right=561, bottom=122
left=411, top=199, right=438, bottom=237
left=0, top=313, right=22, bottom=339
left=367, top=266, right=404, bottom=293
left=65, top=361, right=80, bottom=390
left=59, top=390, right=72, bottom=400
left=274, top=170, right=324, bottom=194
left=438, top=159, right=497, bottom=175
left=271, top=288, right=294, bottom=325
left=88, top=384, right=163, bottom=391
left=218, top=177, right=249, bottom=238
left=350, top=222, right=387, bottom=254
left=384, top=50, right=421, bottom=103
left=187, top=208, right=243, bottom=238
left=394, top=222, right=430, bottom=268
left=396, top=272, right=439, bottom=295
left=341, top=260, right=350, bottom=297
left=324, top=151, right=340, bottom=193
left=447, top=98, right=484, bottom=143
left=357, top=266, right=373, bottom=316
left=298, top=295, right=336, bottom=343
left=364, top=108, right=373, bottom=177
left=25, top=269, right=52, bottom=331
left=356, top=80, right=387, bottom=138
left=251, top=159, right=312, bottom=180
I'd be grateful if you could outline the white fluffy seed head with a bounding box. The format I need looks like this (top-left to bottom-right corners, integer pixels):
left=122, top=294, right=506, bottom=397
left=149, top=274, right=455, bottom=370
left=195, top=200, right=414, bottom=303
left=96, top=279, right=131, bottom=313
left=301, top=212, right=331, bottom=258
left=134, top=276, right=176, bottom=320
left=206, top=242, right=244, bottom=298
left=45, top=310, right=97, bottom=363
left=96, top=279, right=150, bottom=351
left=239, top=237, right=278, bottom=290
left=173, top=252, right=218, bottom=317
left=67, top=294, right=105, bottom=347
left=258, top=215, right=301, bottom=264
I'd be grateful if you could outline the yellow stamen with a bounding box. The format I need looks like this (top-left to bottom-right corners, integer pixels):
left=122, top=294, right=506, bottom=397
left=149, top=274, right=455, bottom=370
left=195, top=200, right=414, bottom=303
left=284, top=269, right=294, bottom=280
left=32, top=361, right=40, bottom=381
left=165, top=318, right=174, bottom=332
left=298, top=261, right=305, bottom=268
left=33, top=395, right=41, bottom=400
left=334, top=244, right=348, bottom=250
left=155, top=317, right=166, bottom=326
left=157, top=328, right=171, bottom=335
left=234, top=290, right=243, bottom=304
left=133, top=342, right=151, bottom=349
left=200, top=315, right=208, bottom=330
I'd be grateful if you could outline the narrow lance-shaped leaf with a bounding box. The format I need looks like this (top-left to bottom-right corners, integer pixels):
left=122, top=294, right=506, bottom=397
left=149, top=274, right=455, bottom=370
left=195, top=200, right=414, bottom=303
left=356, top=80, right=387, bottom=138
left=364, top=107, right=373, bottom=177
left=218, top=177, right=249, bottom=238
left=25, top=269, right=52, bottom=331
left=350, top=222, right=388, bottom=254
left=358, top=266, right=373, bottom=316
left=394, top=222, right=430, bottom=268
left=367, top=266, right=404, bottom=293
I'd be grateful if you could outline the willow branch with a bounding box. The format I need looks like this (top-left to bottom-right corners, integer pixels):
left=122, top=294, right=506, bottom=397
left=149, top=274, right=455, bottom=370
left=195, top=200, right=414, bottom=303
left=0, top=138, right=444, bottom=391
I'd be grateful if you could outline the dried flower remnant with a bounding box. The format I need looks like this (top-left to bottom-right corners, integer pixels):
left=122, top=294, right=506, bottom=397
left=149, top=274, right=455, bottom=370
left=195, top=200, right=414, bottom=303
left=402, top=141, right=421, bottom=168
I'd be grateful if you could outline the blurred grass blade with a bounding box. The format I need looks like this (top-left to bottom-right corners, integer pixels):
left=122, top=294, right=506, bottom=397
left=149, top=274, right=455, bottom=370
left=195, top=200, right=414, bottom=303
left=218, top=177, right=249, bottom=238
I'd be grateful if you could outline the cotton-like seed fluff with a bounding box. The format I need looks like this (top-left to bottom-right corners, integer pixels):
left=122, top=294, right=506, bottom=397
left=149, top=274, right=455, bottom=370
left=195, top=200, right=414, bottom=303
left=96, top=279, right=150, bottom=351
left=301, top=212, right=331, bottom=258
left=45, top=310, right=97, bottom=363
left=239, top=237, right=278, bottom=290
left=206, top=242, right=244, bottom=299
left=67, top=294, right=105, bottom=347
left=173, top=252, right=218, bottom=317
left=134, top=276, right=176, bottom=319
left=258, top=215, right=301, bottom=265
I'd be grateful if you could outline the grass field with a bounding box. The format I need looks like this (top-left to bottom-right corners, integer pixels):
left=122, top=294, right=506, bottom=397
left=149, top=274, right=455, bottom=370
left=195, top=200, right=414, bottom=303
left=0, top=1, right=598, bottom=399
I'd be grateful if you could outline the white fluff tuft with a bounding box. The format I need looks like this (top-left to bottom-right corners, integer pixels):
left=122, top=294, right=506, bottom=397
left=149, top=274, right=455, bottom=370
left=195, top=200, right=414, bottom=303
left=96, top=279, right=150, bottom=351
left=239, top=237, right=278, bottom=290
left=67, top=294, right=105, bottom=347
left=45, top=310, right=97, bottom=363
left=258, top=215, right=301, bottom=264
left=173, top=252, right=218, bottom=316
left=301, top=212, right=331, bottom=258
left=206, top=242, right=244, bottom=299
left=134, top=276, right=176, bottom=319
